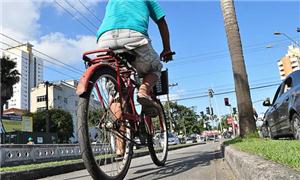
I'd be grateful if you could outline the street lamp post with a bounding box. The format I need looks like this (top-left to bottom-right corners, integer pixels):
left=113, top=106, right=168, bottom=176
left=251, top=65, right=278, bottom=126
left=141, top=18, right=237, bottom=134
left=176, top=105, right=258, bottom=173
left=273, top=32, right=300, bottom=47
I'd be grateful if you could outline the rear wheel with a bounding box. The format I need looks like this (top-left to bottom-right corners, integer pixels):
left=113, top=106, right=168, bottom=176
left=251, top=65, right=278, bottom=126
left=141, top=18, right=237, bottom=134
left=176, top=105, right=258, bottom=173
left=292, top=113, right=300, bottom=140
left=146, top=101, right=168, bottom=166
left=77, top=67, right=133, bottom=180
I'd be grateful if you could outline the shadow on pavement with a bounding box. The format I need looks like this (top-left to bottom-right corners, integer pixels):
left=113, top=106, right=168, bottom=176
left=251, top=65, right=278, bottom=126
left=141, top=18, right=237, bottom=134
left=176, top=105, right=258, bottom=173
left=128, top=148, right=222, bottom=180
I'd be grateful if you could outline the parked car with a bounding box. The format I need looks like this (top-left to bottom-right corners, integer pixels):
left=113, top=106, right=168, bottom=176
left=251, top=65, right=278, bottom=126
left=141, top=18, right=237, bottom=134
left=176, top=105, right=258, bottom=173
left=186, top=136, right=197, bottom=144
left=196, top=136, right=206, bottom=144
left=154, top=132, right=179, bottom=146
left=263, top=70, right=300, bottom=139
left=167, top=133, right=180, bottom=145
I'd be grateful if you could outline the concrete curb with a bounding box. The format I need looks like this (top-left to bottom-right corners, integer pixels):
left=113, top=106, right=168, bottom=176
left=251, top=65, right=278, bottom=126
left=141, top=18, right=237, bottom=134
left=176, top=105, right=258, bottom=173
left=222, top=145, right=300, bottom=180
left=0, top=143, right=200, bottom=180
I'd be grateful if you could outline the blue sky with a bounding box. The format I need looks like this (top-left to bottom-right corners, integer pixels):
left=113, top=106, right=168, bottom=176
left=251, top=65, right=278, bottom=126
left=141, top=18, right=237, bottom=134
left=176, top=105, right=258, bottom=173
left=2, top=0, right=300, bottom=116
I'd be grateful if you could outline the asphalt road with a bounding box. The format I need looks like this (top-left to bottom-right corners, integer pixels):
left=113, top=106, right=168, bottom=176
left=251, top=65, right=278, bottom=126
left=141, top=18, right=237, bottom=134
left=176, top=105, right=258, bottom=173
left=40, top=142, right=236, bottom=180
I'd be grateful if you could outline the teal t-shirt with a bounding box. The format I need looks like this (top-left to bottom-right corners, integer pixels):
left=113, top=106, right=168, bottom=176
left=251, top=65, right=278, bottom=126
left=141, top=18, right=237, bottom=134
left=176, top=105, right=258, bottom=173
left=96, top=0, right=165, bottom=40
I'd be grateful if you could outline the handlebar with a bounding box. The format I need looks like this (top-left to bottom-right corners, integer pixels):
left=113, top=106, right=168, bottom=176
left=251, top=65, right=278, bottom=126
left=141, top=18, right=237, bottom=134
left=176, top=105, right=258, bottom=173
left=161, top=51, right=176, bottom=63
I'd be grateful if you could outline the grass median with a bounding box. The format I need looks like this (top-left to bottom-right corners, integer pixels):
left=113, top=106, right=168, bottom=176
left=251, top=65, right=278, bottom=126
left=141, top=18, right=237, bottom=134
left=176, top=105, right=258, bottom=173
left=224, top=137, right=300, bottom=170
left=0, top=142, right=200, bottom=173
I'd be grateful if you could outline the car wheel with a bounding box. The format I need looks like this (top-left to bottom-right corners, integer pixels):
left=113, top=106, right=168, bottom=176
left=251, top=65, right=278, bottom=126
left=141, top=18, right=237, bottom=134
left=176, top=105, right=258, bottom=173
left=261, top=125, right=270, bottom=138
left=292, top=113, right=300, bottom=140
left=268, top=126, right=278, bottom=140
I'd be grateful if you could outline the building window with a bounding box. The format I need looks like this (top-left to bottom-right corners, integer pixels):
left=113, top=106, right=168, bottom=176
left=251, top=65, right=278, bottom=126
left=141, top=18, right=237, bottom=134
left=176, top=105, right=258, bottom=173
left=64, top=98, right=68, bottom=104
left=37, top=95, right=46, bottom=102
left=37, top=107, right=46, bottom=112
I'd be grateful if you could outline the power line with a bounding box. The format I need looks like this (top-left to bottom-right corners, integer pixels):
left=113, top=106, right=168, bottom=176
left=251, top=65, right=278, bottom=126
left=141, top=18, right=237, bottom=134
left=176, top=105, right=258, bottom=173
left=33, top=49, right=83, bottom=74
left=0, top=41, right=82, bottom=76
left=169, top=79, right=280, bottom=99
left=169, top=43, right=288, bottom=68
left=1, top=47, right=78, bottom=79
left=0, top=33, right=84, bottom=74
left=171, top=61, right=277, bottom=81
left=175, top=76, right=280, bottom=94
left=54, top=0, right=96, bottom=34
left=64, top=0, right=99, bottom=29
left=78, top=0, right=102, bottom=23
left=166, top=83, right=280, bottom=102
left=174, top=38, right=295, bottom=62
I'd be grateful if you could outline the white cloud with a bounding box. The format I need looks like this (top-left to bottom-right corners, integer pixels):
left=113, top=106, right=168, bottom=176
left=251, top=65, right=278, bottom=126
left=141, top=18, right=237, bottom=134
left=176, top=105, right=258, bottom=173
left=33, top=32, right=97, bottom=64
left=1, top=0, right=100, bottom=65
left=1, top=0, right=42, bottom=42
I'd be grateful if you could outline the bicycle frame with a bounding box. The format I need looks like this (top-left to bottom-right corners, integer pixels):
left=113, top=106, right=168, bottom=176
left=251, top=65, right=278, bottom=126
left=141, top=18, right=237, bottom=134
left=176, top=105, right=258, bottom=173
left=76, top=49, right=163, bottom=135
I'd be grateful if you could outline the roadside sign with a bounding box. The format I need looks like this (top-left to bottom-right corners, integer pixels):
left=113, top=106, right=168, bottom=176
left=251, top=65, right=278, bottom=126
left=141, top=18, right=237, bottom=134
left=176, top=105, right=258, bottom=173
left=227, top=117, right=233, bottom=124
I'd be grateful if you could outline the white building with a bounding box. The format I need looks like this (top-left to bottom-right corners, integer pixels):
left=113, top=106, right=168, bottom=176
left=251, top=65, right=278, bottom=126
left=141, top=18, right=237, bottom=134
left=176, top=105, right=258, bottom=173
left=2, top=43, right=43, bottom=110
left=31, top=80, right=79, bottom=142
left=277, top=45, right=300, bottom=80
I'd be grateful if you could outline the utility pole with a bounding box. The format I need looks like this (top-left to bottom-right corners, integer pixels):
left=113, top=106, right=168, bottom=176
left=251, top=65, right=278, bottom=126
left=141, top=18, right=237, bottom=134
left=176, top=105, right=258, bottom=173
left=167, top=83, right=178, bottom=133
left=166, top=93, right=172, bottom=132
left=45, top=81, right=50, bottom=133
left=208, top=89, right=216, bottom=140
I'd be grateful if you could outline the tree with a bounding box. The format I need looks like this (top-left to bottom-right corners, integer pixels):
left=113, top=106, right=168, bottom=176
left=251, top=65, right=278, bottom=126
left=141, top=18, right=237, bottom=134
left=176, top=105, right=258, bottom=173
left=1, top=55, right=20, bottom=115
left=221, top=0, right=256, bottom=137
left=33, top=109, right=74, bottom=143
left=88, top=108, right=104, bottom=127
left=166, top=102, right=204, bottom=135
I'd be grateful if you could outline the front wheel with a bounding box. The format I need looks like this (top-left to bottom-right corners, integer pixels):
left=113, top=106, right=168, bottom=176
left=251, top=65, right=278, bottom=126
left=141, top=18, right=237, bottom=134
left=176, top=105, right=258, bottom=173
left=292, top=113, right=300, bottom=140
left=146, top=101, right=168, bottom=166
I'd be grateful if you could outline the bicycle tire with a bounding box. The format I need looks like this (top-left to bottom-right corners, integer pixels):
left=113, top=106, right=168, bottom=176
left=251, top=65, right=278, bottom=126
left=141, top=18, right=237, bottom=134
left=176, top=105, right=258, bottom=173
left=77, top=67, right=133, bottom=180
left=146, top=100, right=168, bottom=166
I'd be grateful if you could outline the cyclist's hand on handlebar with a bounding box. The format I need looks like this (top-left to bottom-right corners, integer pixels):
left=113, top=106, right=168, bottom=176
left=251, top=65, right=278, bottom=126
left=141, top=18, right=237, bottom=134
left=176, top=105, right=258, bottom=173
left=160, top=50, right=175, bottom=63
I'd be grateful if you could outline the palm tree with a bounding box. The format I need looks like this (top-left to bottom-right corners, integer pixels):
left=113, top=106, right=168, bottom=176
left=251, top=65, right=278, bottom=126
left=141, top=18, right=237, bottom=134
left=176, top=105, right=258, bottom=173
left=220, top=0, right=256, bottom=137
left=1, top=55, right=20, bottom=115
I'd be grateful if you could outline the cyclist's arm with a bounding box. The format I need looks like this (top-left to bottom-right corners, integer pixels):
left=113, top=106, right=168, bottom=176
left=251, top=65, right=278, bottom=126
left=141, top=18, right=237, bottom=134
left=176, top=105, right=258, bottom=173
left=156, top=17, right=172, bottom=60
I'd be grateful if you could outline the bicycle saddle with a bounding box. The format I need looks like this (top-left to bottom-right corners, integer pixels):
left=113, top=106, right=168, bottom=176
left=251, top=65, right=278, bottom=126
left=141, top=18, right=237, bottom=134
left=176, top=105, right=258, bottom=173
left=113, top=49, right=136, bottom=63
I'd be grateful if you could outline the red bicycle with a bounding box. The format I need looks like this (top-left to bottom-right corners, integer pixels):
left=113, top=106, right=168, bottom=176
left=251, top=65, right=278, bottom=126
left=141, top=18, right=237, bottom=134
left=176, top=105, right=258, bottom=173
left=76, top=49, right=174, bottom=180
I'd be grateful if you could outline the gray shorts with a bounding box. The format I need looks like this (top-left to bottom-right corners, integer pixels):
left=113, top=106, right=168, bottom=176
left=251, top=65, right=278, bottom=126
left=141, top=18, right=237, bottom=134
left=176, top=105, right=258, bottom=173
left=97, top=29, right=162, bottom=78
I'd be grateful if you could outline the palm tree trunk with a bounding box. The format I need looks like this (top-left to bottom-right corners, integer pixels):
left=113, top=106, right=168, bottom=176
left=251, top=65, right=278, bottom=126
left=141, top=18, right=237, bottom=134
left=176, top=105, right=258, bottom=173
left=221, top=0, right=256, bottom=137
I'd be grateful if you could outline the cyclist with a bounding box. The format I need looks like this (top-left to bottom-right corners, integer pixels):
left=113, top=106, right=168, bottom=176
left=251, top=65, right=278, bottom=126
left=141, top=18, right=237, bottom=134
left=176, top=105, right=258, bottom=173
left=96, top=0, right=173, bottom=155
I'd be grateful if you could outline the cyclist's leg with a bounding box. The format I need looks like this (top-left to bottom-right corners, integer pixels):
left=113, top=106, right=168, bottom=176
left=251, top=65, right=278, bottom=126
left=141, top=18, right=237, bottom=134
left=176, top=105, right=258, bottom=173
left=131, top=42, right=162, bottom=113
left=98, top=30, right=132, bottom=156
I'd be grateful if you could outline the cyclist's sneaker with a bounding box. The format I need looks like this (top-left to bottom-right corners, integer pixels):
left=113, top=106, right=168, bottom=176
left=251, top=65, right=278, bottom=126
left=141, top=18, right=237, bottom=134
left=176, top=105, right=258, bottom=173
left=137, top=93, right=159, bottom=117
left=142, top=106, right=158, bottom=117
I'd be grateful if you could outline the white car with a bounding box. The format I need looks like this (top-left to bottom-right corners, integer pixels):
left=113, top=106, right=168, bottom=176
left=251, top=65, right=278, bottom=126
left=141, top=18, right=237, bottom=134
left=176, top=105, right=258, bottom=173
left=155, top=133, right=179, bottom=146
left=167, top=133, right=180, bottom=145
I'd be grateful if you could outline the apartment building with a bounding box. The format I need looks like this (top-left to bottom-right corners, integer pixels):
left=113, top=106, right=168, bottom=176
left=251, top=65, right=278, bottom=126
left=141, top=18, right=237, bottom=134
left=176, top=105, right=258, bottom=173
left=2, top=43, right=43, bottom=110
left=277, top=45, right=300, bottom=80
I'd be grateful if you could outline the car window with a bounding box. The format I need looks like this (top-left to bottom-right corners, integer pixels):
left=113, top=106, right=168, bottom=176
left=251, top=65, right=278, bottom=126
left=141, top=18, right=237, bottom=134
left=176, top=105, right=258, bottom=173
left=168, top=134, right=174, bottom=138
left=283, top=77, right=293, bottom=94
left=272, top=84, right=283, bottom=104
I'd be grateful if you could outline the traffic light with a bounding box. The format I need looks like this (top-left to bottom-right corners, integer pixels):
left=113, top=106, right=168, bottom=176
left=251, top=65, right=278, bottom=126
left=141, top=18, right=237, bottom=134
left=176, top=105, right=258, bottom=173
left=200, top=111, right=204, bottom=117
left=211, top=107, right=214, bottom=115
left=233, top=107, right=237, bottom=114
left=208, top=89, right=214, bottom=97
left=224, top=98, right=230, bottom=106
left=206, top=107, right=210, bottom=115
